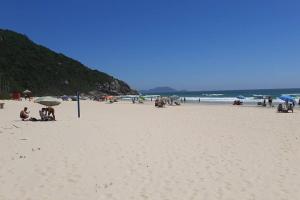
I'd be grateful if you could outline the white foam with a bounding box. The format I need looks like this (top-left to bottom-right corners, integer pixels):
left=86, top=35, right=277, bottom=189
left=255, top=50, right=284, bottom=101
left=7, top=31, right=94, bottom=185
left=202, top=93, right=224, bottom=97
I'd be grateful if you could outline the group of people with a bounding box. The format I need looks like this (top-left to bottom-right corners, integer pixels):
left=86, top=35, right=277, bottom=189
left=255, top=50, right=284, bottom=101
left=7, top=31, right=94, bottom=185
left=132, top=97, right=143, bottom=104
left=20, top=107, right=55, bottom=121
left=154, top=97, right=181, bottom=107
left=261, top=96, right=273, bottom=107
left=155, top=98, right=166, bottom=107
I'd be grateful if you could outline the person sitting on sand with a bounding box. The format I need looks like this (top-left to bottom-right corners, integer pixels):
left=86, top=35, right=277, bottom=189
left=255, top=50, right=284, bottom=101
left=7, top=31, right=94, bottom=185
left=155, top=99, right=159, bottom=107
left=20, top=107, right=30, bottom=121
left=233, top=100, right=243, bottom=105
left=39, top=108, right=50, bottom=121
left=46, top=107, right=56, bottom=120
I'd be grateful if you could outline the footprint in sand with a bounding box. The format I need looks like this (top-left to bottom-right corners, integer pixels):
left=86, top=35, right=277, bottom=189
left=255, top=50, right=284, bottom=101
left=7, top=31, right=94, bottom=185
left=19, top=155, right=26, bottom=159
left=68, top=178, right=77, bottom=183
left=32, top=147, right=41, bottom=151
left=40, top=171, right=47, bottom=176
left=225, top=181, right=232, bottom=191
left=67, top=174, right=82, bottom=183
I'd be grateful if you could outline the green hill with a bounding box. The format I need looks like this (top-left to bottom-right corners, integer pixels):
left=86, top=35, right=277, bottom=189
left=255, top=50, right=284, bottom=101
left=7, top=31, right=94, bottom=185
left=0, top=29, right=137, bottom=98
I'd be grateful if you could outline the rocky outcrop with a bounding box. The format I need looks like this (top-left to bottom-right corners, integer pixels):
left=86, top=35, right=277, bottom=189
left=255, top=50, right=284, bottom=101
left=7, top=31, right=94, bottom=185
left=96, top=80, right=138, bottom=95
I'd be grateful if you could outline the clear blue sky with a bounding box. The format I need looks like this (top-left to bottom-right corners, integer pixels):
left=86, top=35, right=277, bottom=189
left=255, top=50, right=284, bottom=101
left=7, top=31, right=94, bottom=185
left=1, top=0, right=300, bottom=90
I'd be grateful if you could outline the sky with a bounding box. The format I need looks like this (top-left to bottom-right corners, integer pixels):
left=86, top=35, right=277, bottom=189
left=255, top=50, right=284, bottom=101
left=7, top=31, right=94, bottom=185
left=1, top=0, right=300, bottom=91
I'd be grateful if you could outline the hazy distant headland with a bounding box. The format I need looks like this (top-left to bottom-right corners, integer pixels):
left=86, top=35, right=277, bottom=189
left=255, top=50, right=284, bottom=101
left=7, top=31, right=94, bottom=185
left=140, top=87, right=179, bottom=94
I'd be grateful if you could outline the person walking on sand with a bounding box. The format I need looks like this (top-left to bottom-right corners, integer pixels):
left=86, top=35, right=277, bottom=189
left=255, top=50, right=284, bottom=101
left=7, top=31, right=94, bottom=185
left=20, top=107, right=30, bottom=121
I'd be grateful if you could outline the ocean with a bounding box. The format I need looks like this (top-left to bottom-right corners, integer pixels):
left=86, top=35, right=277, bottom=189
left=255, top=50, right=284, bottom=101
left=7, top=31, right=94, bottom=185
left=140, top=88, right=300, bottom=104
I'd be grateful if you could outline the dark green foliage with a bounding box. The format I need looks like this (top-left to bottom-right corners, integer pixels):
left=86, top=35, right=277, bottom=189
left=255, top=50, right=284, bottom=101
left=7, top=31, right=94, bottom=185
left=0, top=29, right=136, bottom=97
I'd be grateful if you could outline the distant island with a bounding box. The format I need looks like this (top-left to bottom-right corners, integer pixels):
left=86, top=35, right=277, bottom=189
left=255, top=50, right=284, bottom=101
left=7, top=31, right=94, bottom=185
left=0, top=29, right=138, bottom=98
left=140, top=87, right=178, bottom=94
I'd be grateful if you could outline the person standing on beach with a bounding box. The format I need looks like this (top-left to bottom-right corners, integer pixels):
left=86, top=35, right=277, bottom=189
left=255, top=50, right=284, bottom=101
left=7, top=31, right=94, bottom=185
left=184, top=97, right=186, bottom=103
left=199, top=98, right=201, bottom=103
left=268, top=96, right=273, bottom=107
left=263, top=99, right=266, bottom=107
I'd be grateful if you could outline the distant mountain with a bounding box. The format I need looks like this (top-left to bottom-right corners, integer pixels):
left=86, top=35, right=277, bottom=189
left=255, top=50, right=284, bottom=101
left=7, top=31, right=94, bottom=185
left=0, top=29, right=138, bottom=98
left=140, top=87, right=178, bottom=94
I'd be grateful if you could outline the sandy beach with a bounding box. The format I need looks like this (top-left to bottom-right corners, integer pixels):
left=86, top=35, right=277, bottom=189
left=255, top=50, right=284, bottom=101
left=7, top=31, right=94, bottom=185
left=0, top=100, right=300, bottom=200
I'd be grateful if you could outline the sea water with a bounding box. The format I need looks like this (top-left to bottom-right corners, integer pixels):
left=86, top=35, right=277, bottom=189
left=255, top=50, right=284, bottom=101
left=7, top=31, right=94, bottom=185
left=139, top=88, right=300, bottom=105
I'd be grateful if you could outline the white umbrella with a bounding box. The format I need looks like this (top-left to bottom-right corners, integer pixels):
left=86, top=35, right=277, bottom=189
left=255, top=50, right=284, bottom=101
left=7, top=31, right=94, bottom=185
left=34, top=96, right=61, bottom=106
left=23, top=89, right=32, bottom=94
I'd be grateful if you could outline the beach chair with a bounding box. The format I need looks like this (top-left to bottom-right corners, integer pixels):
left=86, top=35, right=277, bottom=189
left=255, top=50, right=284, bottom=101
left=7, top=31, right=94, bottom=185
left=277, top=104, right=283, bottom=112
left=277, top=103, right=293, bottom=113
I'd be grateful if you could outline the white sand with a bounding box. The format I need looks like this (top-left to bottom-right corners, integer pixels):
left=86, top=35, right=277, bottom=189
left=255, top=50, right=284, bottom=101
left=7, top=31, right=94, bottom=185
left=0, top=100, right=300, bottom=200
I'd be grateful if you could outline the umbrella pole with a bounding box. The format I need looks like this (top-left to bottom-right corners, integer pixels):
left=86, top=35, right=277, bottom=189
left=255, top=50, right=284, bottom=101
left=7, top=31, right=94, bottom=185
left=77, top=92, right=80, bottom=118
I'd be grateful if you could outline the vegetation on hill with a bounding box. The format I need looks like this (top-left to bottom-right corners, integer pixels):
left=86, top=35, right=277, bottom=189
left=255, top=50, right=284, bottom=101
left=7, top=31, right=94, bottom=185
left=0, top=29, right=137, bottom=98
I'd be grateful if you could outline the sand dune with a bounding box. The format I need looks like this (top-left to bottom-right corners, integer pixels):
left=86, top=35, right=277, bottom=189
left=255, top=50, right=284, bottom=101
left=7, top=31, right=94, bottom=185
left=0, top=100, right=300, bottom=200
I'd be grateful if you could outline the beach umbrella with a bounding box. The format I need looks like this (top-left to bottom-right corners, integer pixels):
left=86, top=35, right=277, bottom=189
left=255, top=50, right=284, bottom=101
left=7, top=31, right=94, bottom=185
left=23, top=89, right=31, bottom=94
left=237, top=95, right=245, bottom=99
left=34, top=96, right=61, bottom=106
left=279, top=95, right=295, bottom=103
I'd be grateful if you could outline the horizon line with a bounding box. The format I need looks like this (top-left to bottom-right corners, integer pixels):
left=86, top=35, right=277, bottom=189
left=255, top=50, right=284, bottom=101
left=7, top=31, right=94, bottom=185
left=139, top=87, right=300, bottom=93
